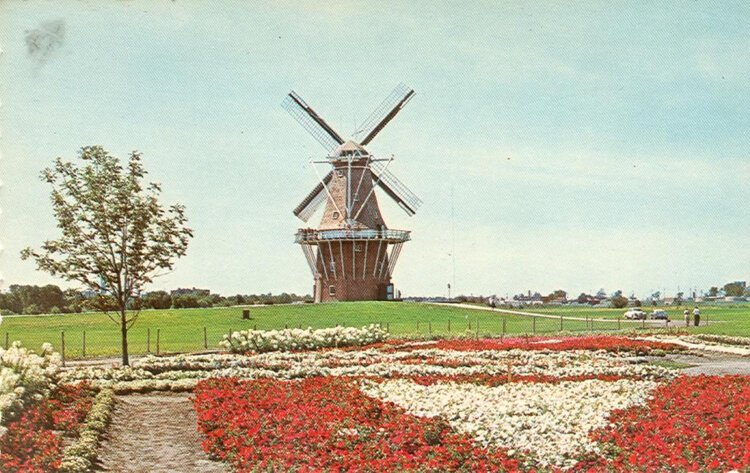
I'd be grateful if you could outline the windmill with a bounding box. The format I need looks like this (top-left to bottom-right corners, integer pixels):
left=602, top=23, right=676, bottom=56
left=283, top=83, right=422, bottom=302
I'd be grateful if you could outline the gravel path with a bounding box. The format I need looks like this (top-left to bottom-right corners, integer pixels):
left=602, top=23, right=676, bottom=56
left=664, top=353, right=750, bottom=376
left=96, top=393, right=228, bottom=473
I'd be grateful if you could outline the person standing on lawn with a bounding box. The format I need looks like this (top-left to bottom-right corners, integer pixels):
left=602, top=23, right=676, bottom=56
left=683, top=309, right=690, bottom=327
left=693, top=306, right=701, bottom=326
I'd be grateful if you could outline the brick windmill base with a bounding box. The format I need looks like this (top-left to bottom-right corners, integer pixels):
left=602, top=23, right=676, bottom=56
left=297, top=229, right=408, bottom=302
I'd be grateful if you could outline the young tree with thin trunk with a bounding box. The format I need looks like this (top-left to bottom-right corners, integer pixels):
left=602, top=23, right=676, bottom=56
left=22, top=146, right=192, bottom=365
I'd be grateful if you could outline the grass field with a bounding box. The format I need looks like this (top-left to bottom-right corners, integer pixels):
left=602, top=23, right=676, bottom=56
left=1, top=302, right=748, bottom=358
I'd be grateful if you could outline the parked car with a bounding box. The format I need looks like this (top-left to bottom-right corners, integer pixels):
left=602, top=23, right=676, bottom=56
left=650, top=310, right=668, bottom=320
left=624, top=308, right=647, bottom=320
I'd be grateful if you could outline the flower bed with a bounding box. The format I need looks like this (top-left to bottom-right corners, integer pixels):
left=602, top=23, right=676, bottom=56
left=0, top=383, right=96, bottom=473
left=184, top=334, right=750, bottom=471
left=0, top=342, right=61, bottom=425
left=58, top=388, right=115, bottom=473
left=62, top=338, right=675, bottom=393
left=577, top=375, right=750, bottom=472
left=193, top=377, right=521, bottom=472
left=431, top=335, right=683, bottom=354
left=220, top=324, right=388, bottom=354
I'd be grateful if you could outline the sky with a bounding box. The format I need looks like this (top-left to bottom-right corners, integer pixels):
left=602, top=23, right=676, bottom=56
left=1, top=1, right=749, bottom=299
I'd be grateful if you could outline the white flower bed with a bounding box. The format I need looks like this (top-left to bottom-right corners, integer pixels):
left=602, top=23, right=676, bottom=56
left=219, top=324, right=388, bottom=353
left=361, top=377, right=659, bottom=469
left=62, top=346, right=674, bottom=394
left=0, top=342, right=61, bottom=425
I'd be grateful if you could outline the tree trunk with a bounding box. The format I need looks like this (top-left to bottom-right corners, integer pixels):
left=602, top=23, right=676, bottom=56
left=120, top=308, right=130, bottom=366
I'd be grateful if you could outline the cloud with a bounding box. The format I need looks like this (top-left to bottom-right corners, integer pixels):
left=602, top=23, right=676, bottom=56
left=25, top=19, right=65, bottom=65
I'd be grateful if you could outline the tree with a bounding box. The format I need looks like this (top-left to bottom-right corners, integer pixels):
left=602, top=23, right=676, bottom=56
left=611, top=295, right=629, bottom=309
left=21, top=146, right=192, bottom=365
left=723, top=282, right=745, bottom=297
left=142, top=290, right=172, bottom=310
left=708, top=286, right=719, bottom=297
left=611, top=290, right=628, bottom=309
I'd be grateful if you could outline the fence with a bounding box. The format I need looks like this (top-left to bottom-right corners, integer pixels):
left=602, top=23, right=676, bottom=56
left=2, top=307, right=703, bottom=364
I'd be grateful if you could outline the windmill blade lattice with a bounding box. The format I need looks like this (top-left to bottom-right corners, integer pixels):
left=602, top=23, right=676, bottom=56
left=283, top=92, right=345, bottom=153
left=370, top=160, right=422, bottom=216
left=354, top=83, right=415, bottom=146
left=293, top=171, right=333, bottom=222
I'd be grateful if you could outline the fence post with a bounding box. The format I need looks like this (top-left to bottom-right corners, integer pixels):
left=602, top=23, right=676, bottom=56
left=82, top=330, right=86, bottom=357
left=203, top=327, right=208, bottom=349
left=560, top=315, right=563, bottom=332
left=386, top=322, right=390, bottom=333
left=642, top=318, right=645, bottom=330
left=156, top=328, right=161, bottom=356
left=532, top=317, right=536, bottom=334
left=618, top=317, right=621, bottom=330
left=61, top=331, right=65, bottom=367
left=429, top=321, right=432, bottom=335
left=475, top=318, right=479, bottom=339
left=4, top=332, right=8, bottom=349
left=254, top=324, right=257, bottom=331
left=591, top=317, right=594, bottom=331
left=448, top=319, right=451, bottom=332
left=502, top=318, right=507, bottom=337
left=147, top=328, right=151, bottom=353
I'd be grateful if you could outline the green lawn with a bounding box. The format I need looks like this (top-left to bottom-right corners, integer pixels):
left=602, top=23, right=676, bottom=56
left=528, top=305, right=750, bottom=335
left=2, top=302, right=748, bottom=359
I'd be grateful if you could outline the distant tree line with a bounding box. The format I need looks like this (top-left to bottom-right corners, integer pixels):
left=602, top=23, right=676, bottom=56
left=0, top=284, right=312, bottom=315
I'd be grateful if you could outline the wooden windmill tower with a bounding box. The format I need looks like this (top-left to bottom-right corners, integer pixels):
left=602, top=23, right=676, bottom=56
left=283, top=84, right=422, bottom=302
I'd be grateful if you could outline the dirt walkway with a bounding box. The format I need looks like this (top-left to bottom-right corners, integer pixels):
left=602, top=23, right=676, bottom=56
left=96, top=393, right=228, bottom=473
left=664, top=353, right=750, bottom=376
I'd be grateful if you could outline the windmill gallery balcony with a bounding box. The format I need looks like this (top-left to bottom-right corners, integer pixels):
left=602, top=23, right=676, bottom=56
left=294, top=228, right=411, bottom=244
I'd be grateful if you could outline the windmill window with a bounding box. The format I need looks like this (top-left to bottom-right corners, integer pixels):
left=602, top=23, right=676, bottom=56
left=329, top=285, right=336, bottom=296
left=332, top=211, right=340, bottom=219
left=354, top=243, right=362, bottom=252
left=330, top=262, right=336, bottom=273
left=335, top=170, right=344, bottom=177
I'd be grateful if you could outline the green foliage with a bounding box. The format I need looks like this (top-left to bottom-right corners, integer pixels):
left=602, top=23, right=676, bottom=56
left=142, top=290, right=171, bottom=310
left=23, top=303, right=43, bottom=315
left=723, top=282, right=745, bottom=297
left=21, top=146, right=192, bottom=365
left=611, top=295, right=629, bottom=309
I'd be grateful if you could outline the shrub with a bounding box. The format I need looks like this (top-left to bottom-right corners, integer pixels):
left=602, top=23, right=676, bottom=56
left=220, top=324, right=388, bottom=354
left=23, top=304, right=43, bottom=315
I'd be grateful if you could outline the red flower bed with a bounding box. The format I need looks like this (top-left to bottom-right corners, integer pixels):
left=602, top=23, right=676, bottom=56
left=0, top=383, right=95, bottom=473
left=405, top=372, right=633, bottom=387
left=433, top=335, right=681, bottom=353
left=193, top=377, right=521, bottom=472
left=576, top=375, right=750, bottom=472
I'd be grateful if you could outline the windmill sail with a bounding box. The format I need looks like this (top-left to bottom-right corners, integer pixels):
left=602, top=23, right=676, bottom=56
left=293, top=171, right=333, bottom=222
left=283, top=92, right=345, bottom=153
left=355, top=83, right=415, bottom=146
left=370, top=161, right=422, bottom=216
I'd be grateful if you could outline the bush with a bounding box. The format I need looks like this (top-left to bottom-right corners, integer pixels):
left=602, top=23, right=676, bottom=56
left=0, top=308, right=16, bottom=316
left=50, top=306, right=62, bottom=314
left=611, top=296, right=629, bottom=309
left=23, top=304, right=43, bottom=315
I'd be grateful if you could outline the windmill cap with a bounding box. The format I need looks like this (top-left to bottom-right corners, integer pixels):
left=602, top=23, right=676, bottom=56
left=333, top=140, right=368, bottom=157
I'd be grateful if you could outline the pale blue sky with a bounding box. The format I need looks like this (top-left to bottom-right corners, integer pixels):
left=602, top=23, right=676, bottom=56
left=1, top=1, right=749, bottom=298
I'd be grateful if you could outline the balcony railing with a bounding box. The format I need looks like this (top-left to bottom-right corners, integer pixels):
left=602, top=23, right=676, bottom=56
left=295, top=228, right=411, bottom=244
